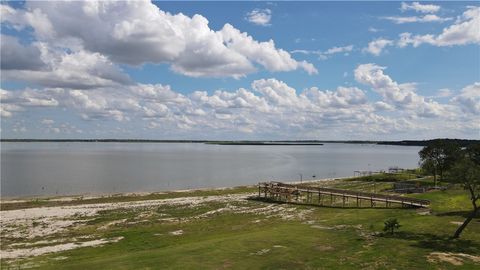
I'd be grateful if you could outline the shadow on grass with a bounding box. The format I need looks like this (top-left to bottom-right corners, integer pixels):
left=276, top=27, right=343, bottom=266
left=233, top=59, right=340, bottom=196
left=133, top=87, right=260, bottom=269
left=381, top=231, right=480, bottom=253
left=436, top=210, right=479, bottom=218
left=247, top=196, right=414, bottom=210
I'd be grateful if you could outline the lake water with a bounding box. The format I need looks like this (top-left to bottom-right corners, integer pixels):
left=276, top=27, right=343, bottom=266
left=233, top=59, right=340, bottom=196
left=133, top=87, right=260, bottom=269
left=1, top=142, right=422, bottom=198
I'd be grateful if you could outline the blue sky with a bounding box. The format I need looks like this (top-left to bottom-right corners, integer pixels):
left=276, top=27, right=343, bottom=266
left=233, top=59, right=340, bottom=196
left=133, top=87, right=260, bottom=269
left=1, top=1, right=479, bottom=140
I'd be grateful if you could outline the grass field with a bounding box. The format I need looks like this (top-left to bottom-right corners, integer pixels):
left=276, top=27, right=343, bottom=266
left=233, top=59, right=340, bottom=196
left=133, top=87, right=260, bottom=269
left=1, top=173, right=479, bottom=269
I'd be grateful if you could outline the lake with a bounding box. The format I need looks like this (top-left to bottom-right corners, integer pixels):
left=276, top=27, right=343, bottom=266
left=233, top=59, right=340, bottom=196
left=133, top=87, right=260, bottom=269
left=1, top=142, right=422, bottom=197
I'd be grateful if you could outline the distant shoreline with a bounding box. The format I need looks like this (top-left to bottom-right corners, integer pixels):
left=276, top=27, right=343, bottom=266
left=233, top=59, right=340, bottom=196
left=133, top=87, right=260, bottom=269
left=205, top=142, right=324, bottom=145
left=1, top=138, right=478, bottom=147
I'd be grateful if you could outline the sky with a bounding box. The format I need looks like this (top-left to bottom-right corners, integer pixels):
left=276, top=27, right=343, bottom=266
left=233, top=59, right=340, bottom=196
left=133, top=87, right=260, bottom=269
left=0, top=1, right=479, bottom=140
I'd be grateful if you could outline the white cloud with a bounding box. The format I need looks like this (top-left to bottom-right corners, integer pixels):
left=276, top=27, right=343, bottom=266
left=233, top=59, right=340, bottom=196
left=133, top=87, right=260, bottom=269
left=436, top=88, right=453, bottom=98
left=354, top=63, right=447, bottom=118
left=363, top=39, right=393, bottom=56
left=368, top=27, right=381, bottom=33
left=0, top=31, right=131, bottom=90
left=305, top=86, right=367, bottom=108
left=400, top=2, right=440, bottom=14
left=41, top=119, right=54, bottom=125
left=291, top=45, right=353, bottom=60
left=397, top=7, right=480, bottom=47
left=2, top=74, right=477, bottom=138
left=374, top=101, right=394, bottom=111
left=221, top=24, right=317, bottom=75
left=0, top=103, right=23, bottom=118
left=252, top=78, right=303, bottom=107
left=451, top=82, right=480, bottom=114
left=1, top=1, right=314, bottom=78
left=245, top=8, right=272, bottom=26
left=0, top=4, right=53, bottom=39
left=382, top=14, right=452, bottom=24
left=1, top=35, right=45, bottom=70
left=324, top=45, right=354, bottom=55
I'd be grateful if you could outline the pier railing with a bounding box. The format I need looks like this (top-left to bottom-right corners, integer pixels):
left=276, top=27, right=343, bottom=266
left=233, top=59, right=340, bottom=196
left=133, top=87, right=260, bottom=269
left=258, top=181, right=430, bottom=208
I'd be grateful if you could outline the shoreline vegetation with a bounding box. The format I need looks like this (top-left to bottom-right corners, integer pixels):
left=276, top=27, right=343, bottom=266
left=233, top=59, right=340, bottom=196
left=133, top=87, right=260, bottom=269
left=1, top=172, right=479, bottom=269
left=1, top=138, right=479, bottom=147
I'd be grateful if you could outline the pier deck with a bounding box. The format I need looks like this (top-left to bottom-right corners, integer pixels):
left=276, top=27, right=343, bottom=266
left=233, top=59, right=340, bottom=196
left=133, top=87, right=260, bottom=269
left=258, top=181, right=430, bottom=208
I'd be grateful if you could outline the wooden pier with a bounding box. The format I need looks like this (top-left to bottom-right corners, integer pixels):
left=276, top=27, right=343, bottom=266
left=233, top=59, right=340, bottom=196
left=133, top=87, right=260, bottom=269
left=258, top=182, right=430, bottom=208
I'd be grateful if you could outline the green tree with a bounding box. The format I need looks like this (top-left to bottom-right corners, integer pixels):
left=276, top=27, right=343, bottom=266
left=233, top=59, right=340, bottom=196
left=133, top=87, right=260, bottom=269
left=419, top=140, right=461, bottom=187
left=446, top=144, right=480, bottom=239
left=383, top=218, right=401, bottom=235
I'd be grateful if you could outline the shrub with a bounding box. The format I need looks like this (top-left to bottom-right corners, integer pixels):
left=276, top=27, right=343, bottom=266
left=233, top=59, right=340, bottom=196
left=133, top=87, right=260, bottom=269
left=383, top=218, right=401, bottom=235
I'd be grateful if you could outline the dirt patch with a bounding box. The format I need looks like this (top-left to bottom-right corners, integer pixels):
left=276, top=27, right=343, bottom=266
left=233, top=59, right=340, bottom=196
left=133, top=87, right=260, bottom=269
left=169, top=230, right=184, bottom=236
left=311, top=225, right=334, bottom=230
left=250, top=248, right=270, bottom=256
left=99, top=219, right=127, bottom=230
left=417, top=209, right=431, bottom=216
left=1, top=236, right=124, bottom=259
left=449, top=221, right=463, bottom=225
left=427, top=252, right=480, bottom=266
left=315, top=245, right=334, bottom=251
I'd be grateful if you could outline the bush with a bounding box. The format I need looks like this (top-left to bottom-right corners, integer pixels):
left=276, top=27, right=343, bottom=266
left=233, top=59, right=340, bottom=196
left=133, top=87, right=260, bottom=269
left=383, top=218, right=401, bottom=235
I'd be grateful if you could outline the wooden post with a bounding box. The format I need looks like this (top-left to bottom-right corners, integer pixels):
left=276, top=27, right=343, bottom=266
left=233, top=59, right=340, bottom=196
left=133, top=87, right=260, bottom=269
left=330, top=193, right=333, bottom=206
left=356, top=196, right=359, bottom=207
left=343, top=195, right=345, bottom=207
left=258, top=185, right=261, bottom=197
left=371, top=196, right=374, bottom=208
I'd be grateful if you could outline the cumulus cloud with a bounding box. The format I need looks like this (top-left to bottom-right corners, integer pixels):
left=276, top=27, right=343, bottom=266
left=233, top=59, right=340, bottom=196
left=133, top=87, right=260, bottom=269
left=2, top=74, right=477, bottom=138
left=397, top=6, right=480, bottom=47
left=1, top=35, right=45, bottom=70
left=451, top=82, right=480, bottom=114
left=374, top=101, right=394, bottom=111
left=245, top=8, right=272, bottom=26
left=400, top=2, right=440, bottom=14
left=1, top=44, right=132, bottom=89
left=305, top=87, right=367, bottom=108
left=363, top=39, right=393, bottom=56
left=0, top=88, right=61, bottom=117
left=354, top=63, right=446, bottom=118
left=1, top=1, right=315, bottom=78
left=221, top=24, right=317, bottom=75
left=0, top=78, right=376, bottom=136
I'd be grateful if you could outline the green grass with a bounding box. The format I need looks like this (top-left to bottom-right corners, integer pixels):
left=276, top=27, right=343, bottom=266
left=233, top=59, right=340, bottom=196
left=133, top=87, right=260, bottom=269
left=344, top=172, right=423, bottom=182
left=1, top=177, right=479, bottom=269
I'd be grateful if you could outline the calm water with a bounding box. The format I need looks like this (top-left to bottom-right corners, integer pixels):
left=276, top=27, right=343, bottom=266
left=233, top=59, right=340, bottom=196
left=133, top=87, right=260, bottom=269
left=1, top=142, right=421, bottom=197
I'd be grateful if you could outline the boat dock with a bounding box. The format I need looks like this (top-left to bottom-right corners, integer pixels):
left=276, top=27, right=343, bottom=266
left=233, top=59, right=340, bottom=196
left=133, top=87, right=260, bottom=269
left=257, top=181, right=430, bottom=208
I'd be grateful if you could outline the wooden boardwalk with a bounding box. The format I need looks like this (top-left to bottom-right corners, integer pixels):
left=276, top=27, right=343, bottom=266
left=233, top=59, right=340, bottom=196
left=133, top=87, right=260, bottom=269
left=258, top=181, right=430, bottom=208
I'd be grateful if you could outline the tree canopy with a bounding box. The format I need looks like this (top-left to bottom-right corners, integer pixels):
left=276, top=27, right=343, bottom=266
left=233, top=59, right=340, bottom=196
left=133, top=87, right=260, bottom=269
left=434, top=144, right=480, bottom=238
left=419, top=140, right=461, bottom=186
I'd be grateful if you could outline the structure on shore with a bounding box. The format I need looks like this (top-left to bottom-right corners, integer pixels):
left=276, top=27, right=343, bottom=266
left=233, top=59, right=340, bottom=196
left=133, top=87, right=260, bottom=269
left=257, top=182, right=430, bottom=208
